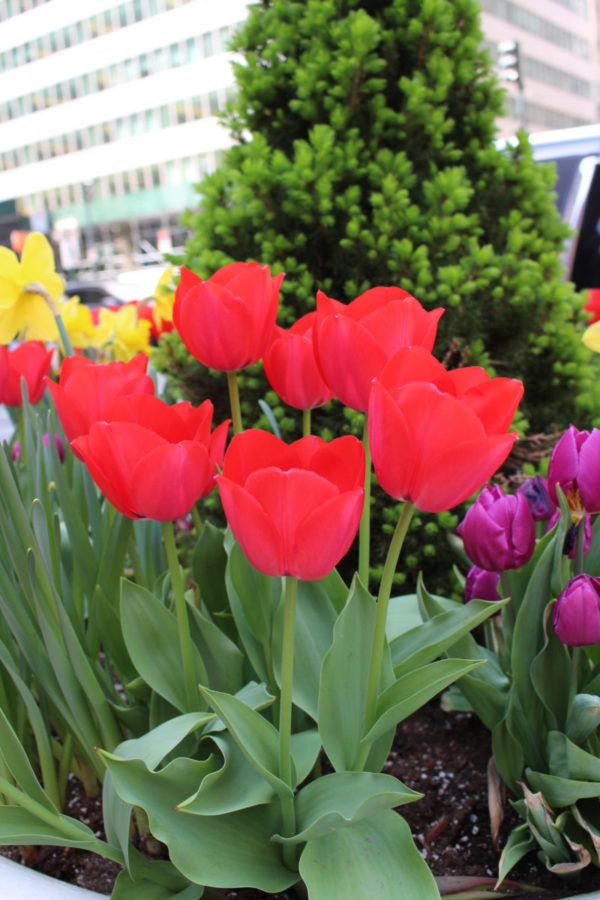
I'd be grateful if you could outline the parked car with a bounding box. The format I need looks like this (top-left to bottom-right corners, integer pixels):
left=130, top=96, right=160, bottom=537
left=63, top=280, right=123, bottom=307
left=500, top=124, right=600, bottom=291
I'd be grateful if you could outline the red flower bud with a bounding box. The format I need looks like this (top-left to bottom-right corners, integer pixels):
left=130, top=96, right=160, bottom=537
left=0, top=341, right=53, bottom=406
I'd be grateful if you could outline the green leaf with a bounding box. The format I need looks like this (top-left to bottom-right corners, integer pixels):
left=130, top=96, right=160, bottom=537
left=199, top=686, right=293, bottom=798
left=272, top=575, right=341, bottom=719
left=496, top=822, right=537, bottom=887
left=547, top=730, right=600, bottom=781
left=318, top=577, right=376, bottom=772
left=530, top=604, right=571, bottom=732
left=566, top=694, right=600, bottom=744
left=363, top=658, right=484, bottom=745
left=177, top=732, right=274, bottom=815
left=0, top=705, right=57, bottom=813
left=103, top=712, right=215, bottom=867
left=385, top=593, right=423, bottom=641
left=224, top=538, right=280, bottom=686
left=299, top=809, right=440, bottom=899
left=120, top=579, right=208, bottom=712
left=491, top=711, right=525, bottom=792
left=273, top=772, right=421, bottom=845
left=391, top=599, right=507, bottom=678
left=192, top=521, right=229, bottom=618
left=102, top=753, right=297, bottom=892
left=0, top=806, right=97, bottom=849
left=525, top=768, right=600, bottom=806
left=111, top=869, right=203, bottom=900
left=188, top=603, right=245, bottom=695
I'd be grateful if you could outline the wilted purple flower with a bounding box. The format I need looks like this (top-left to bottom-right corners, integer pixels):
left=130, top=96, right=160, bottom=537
left=547, top=426, right=600, bottom=517
left=547, top=509, right=591, bottom=559
left=464, top=566, right=501, bottom=603
left=553, top=574, right=600, bottom=646
left=518, top=475, right=554, bottom=522
left=457, top=484, right=536, bottom=572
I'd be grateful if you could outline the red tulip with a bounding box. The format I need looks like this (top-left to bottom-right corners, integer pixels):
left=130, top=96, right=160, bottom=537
left=313, top=286, right=444, bottom=411
left=217, top=430, right=365, bottom=579
left=0, top=341, right=53, bottom=406
left=368, top=347, right=522, bottom=513
left=173, top=262, right=283, bottom=372
left=46, top=354, right=154, bottom=443
left=72, top=395, right=230, bottom=521
left=262, top=312, right=333, bottom=410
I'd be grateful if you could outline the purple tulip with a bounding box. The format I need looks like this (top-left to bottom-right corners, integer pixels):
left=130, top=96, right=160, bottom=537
left=518, top=475, right=554, bottom=522
left=464, top=566, right=501, bottom=603
left=553, top=574, right=600, bottom=646
left=546, top=509, right=591, bottom=559
left=457, top=484, right=536, bottom=572
left=547, top=425, right=600, bottom=516
left=11, top=433, right=65, bottom=464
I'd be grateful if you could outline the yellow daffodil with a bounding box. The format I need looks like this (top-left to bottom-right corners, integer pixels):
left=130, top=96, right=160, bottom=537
left=582, top=321, right=600, bottom=352
left=0, top=232, right=64, bottom=343
left=152, top=265, right=176, bottom=329
left=94, top=304, right=152, bottom=361
left=60, top=297, right=97, bottom=350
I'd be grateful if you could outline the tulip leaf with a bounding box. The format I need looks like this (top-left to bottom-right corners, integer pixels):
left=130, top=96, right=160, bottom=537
left=188, top=604, right=245, bottom=695
left=299, top=809, right=440, bottom=899
left=362, top=658, right=484, bottom=745
left=101, top=753, right=297, bottom=892
left=525, top=768, right=600, bottom=806
left=177, top=732, right=274, bottom=815
left=496, top=822, right=537, bottom=887
left=0, top=806, right=98, bottom=849
left=273, top=772, right=421, bottom=845
left=385, top=593, right=423, bottom=641
left=547, top=730, right=600, bottom=781
left=271, top=575, right=340, bottom=719
left=318, top=576, right=376, bottom=772
left=225, top=538, right=280, bottom=688
left=199, top=686, right=293, bottom=798
left=120, top=579, right=208, bottom=712
left=530, top=605, right=571, bottom=732
left=391, top=598, right=507, bottom=678
left=0, top=704, right=58, bottom=813
left=566, top=694, right=600, bottom=744
left=492, top=712, right=526, bottom=793
left=112, top=870, right=203, bottom=900
left=192, top=521, right=229, bottom=619
left=102, top=711, right=216, bottom=866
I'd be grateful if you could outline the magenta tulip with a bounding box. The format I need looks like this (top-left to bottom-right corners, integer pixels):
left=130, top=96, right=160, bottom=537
left=547, top=425, right=600, bottom=516
left=458, top=484, right=535, bottom=572
left=553, top=575, right=600, bottom=646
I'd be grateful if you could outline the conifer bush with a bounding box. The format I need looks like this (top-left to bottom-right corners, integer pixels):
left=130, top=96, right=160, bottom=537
left=156, top=0, right=600, bottom=590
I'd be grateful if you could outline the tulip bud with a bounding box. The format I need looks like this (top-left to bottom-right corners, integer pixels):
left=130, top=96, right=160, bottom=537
left=464, top=565, right=501, bottom=603
left=457, top=484, right=536, bottom=572
left=553, top=574, right=600, bottom=646
left=518, top=475, right=554, bottom=522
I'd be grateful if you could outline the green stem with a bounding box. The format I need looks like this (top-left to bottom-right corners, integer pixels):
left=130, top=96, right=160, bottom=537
left=25, top=282, right=74, bottom=356
left=278, top=575, right=298, bottom=870
left=354, top=502, right=416, bottom=770
left=162, top=520, right=198, bottom=711
left=575, top=519, right=586, bottom=576
left=302, top=408, right=311, bottom=438
left=358, top=415, right=372, bottom=588
left=191, top=505, right=203, bottom=535
left=226, top=370, right=243, bottom=434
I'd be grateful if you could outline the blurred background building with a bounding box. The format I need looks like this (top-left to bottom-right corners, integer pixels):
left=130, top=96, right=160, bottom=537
left=1, top=0, right=600, bottom=274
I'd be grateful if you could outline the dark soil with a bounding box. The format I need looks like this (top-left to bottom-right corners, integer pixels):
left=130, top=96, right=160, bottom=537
left=2, top=700, right=600, bottom=898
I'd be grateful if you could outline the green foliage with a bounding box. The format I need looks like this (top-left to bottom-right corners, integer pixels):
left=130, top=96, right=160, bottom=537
left=176, top=0, right=600, bottom=430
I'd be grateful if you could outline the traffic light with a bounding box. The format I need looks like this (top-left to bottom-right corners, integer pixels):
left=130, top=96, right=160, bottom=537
left=497, top=40, right=521, bottom=85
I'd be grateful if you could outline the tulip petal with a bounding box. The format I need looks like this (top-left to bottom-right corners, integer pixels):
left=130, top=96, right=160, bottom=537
left=131, top=442, right=213, bottom=520
left=293, top=490, right=364, bottom=580
left=217, top=476, right=284, bottom=575
left=73, top=423, right=164, bottom=518
left=577, top=428, right=600, bottom=512
left=315, top=313, right=386, bottom=411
